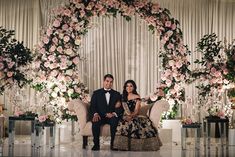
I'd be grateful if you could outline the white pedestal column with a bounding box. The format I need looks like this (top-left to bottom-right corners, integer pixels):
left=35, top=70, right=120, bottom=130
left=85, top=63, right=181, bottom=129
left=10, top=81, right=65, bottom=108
left=162, top=119, right=181, bottom=144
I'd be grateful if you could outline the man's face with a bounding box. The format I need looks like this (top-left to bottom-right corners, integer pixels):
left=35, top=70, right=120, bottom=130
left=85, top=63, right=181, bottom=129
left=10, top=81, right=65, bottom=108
left=103, top=77, right=113, bottom=89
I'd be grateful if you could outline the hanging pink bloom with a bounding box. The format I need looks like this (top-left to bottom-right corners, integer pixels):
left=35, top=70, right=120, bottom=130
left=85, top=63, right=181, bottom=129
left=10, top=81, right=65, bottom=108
left=53, top=19, right=61, bottom=28
left=49, top=45, right=56, bottom=52
left=64, top=9, right=71, bottom=16
left=57, top=46, right=63, bottom=53
left=43, top=37, right=49, bottom=44
left=52, top=37, right=58, bottom=44
left=46, top=29, right=53, bottom=36
left=72, top=57, right=79, bottom=64
left=165, top=21, right=171, bottom=27
left=63, top=36, right=70, bottom=42
left=0, top=63, right=4, bottom=70
left=7, top=72, right=13, bottom=77
left=62, top=24, right=69, bottom=30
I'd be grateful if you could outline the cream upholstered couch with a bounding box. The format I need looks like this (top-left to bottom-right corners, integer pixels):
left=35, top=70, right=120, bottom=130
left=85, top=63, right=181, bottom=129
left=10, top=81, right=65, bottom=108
left=69, top=99, right=170, bottom=149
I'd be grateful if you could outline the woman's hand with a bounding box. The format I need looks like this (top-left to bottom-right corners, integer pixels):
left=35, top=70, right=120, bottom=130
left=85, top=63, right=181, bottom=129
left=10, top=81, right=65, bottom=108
left=124, top=115, right=132, bottom=122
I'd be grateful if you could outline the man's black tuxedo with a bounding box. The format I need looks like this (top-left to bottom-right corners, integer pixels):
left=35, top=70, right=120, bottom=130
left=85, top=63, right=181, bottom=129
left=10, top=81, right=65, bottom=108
left=90, top=88, right=122, bottom=118
left=90, top=88, right=123, bottom=148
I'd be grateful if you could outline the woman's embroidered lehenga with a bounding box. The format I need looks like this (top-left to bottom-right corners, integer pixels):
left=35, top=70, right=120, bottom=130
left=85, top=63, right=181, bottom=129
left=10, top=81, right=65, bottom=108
left=113, top=99, right=162, bottom=151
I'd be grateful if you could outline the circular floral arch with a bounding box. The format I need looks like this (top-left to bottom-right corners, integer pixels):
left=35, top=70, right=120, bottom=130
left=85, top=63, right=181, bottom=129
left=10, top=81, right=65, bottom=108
left=33, top=0, right=190, bottom=122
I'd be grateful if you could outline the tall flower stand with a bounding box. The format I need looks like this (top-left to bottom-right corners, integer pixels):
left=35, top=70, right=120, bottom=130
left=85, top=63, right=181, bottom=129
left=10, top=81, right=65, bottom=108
left=203, top=117, right=229, bottom=148
left=34, top=120, right=56, bottom=149
left=181, top=123, right=201, bottom=150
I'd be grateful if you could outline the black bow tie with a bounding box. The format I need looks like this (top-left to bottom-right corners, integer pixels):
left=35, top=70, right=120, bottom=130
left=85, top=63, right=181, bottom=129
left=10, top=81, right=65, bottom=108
left=104, top=90, right=111, bottom=93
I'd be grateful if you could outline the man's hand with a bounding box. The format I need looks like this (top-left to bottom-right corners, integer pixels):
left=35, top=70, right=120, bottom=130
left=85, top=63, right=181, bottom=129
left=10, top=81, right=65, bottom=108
left=92, top=113, right=101, bottom=122
left=105, top=113, right=115, bottom=118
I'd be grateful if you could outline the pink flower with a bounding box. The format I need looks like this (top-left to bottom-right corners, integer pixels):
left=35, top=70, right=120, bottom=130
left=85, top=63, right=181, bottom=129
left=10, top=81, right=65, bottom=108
left=72, top=57, right=79, bottom=64
left=7, top=72, right=13, bottom=77
left=165, top=79, right=172, bottom=87
left=44, top=61, right=50, bottom=68
left=57, top=46, right=63, bottom=53
left=40, top=75, right=46, bottom=81
left=214, top=71, right=221, bottom=77
left=53, top=19, right=61, bottom=28
left=210, top=67, right=217, bottom=74
left=48, top=55, right=55, bottom=61
left=96, top=3, right=103, bottom=11
left=223, top=68, right=228, bottom=75
left=43, top=37, right=49, bottom=44
left=14, top=111, right=24, bottom=117
left=217, top=111, right=225, bottom=118
left=170, top=89, right=176, bottom=94
left=134, top=1, right=145, bottom=9
left=50, top=70, right=58, bottom=77
left=52, top=37, right=58, bottom=44
left=39, top=48, right=46, bottom=54
left=49, top=45, right=56, bottom=52
left=185, top=118, right=192, bottom=124
left=0, top=63, right=4, bottom=70
left=99, top=8, right=107, bottom=15
left=167, top=43, right=174, bottom=50
left=46, top=29, right=53, bottom=36
left=165, top=21, right=171, bottom=27
left=64, top=9, right=71, bottom=16
left=63, top=36, right=70, bottom=42
left=38, top=115, right=48, bottom=122
left=62, top=24, right=69, bottom=30
left=176, top=61, right=183, bottom=68
left=174, top=84, right=180, bottom=91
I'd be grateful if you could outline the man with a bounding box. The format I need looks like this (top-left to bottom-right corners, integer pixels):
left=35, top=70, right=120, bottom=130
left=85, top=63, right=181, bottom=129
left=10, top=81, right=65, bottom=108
left=90, top=74, right=123, bottom=151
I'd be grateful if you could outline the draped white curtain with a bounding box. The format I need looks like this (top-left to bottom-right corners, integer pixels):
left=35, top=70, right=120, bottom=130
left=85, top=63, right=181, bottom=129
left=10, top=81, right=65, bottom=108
left=0, top=0, right=235, bottom=114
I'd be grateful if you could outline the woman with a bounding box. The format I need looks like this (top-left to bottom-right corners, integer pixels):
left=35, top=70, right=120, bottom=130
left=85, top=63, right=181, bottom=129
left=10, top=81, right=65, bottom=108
left=113, top=80, right=162, bottom=151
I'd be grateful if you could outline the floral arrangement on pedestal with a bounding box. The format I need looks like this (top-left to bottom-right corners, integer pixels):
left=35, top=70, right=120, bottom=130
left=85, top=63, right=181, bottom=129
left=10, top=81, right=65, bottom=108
left=190, top=33, right=229, bottom=98
left=31, top=0, right=190, bottom=121
left=189, top=33, right=234, bottom=119
left=0, top=27, right=32, bottom=94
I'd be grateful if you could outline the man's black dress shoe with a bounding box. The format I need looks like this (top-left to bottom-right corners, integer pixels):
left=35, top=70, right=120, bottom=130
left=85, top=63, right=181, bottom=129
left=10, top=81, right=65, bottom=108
left=91, top=145, right=100, bottom=151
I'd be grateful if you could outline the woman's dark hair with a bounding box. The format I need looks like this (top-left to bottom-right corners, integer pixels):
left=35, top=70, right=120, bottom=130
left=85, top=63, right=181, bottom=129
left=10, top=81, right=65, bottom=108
left=122, top=80, right=139, bottom=102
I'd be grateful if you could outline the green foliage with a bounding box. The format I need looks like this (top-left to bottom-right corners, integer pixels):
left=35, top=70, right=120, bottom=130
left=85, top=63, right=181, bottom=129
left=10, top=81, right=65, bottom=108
left=228, top=88, right=235, bottom=98
left=0, top=27, right=32, bottom=94
left=61, top=108, right=78, bottom=122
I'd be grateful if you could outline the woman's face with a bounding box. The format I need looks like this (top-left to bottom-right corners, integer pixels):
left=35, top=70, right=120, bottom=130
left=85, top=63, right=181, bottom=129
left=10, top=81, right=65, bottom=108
left=126, top=83, right=134, bottom=93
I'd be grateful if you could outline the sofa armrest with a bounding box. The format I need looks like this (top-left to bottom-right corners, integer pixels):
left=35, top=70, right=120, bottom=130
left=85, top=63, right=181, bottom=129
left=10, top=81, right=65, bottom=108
left=68, top=99, right=89, bottom=130
left=149, top=100, right=170, bottom=128
left=139, top=103, right=153, bottom=116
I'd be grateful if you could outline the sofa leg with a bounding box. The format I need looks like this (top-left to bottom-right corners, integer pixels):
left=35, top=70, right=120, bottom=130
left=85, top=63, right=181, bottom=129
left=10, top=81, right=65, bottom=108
left=83, top=136, right=88, bottom=149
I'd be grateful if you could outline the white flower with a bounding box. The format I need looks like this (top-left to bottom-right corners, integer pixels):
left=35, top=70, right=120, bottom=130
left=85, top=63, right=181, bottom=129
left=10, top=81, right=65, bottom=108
left=65, top=69, right=73, bottom=76
left=54, top=87, right=60, bottom=93
left=65, top=49, right=73, bottom=55
left=51, top=92, right=58, bottom=98
left=68, top=88, right=74, bottom=96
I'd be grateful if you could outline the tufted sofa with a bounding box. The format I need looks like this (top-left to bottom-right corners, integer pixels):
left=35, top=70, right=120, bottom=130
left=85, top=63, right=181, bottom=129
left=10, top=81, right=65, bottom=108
left=68, top=99, right=170, bottom=149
